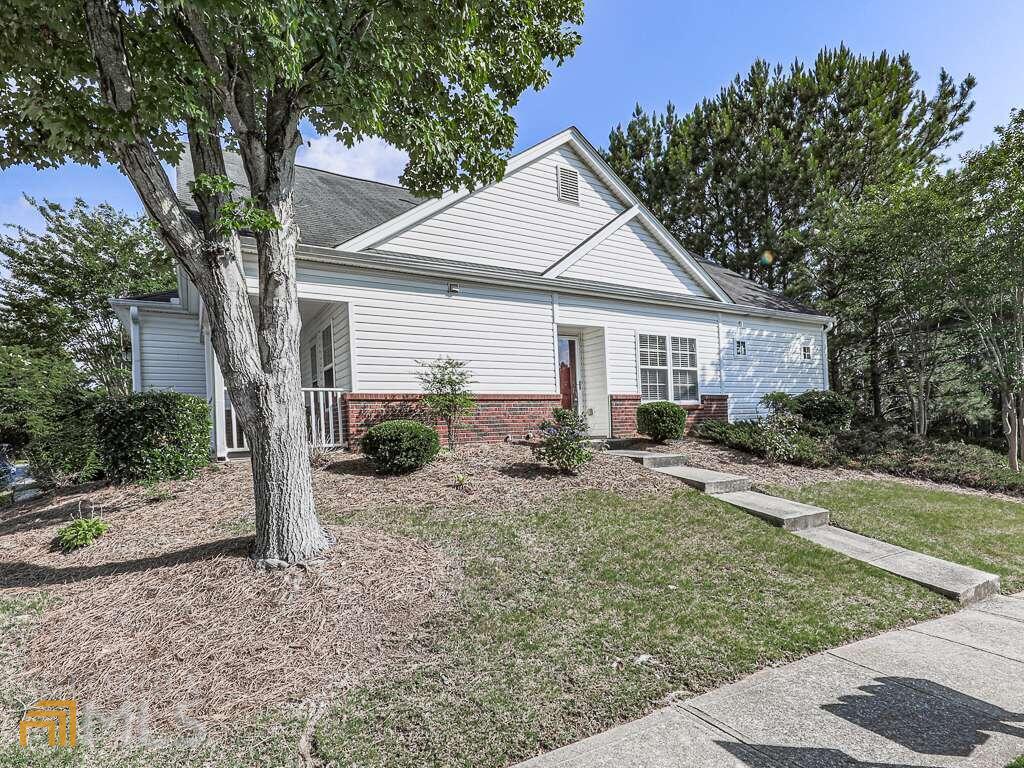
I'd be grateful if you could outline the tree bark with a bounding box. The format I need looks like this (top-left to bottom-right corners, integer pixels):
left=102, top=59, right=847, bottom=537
left=83, top=0, right=329, bottom=564
left=1002, top=388, right=1021, bottom=474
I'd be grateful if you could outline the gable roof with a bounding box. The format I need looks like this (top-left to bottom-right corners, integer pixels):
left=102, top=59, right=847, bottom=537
left=337, top=127, right=733, bottom=305
left=173, top=136, right=824, bottom=320
left=175, top=151, right=425, bottom=247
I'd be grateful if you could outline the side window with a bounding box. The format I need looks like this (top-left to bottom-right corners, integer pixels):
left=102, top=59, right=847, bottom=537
left=735, top=339, right=747, bottom=356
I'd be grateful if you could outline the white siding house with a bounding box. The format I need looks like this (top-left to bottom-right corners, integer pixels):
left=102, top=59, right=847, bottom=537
left=112, top=127, right=832, bottom=456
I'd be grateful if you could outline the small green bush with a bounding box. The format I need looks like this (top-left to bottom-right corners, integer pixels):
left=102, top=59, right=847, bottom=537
left=95, top=392, right=210, bottom=483
left=27, top=389, right=103, bottom=487
left=362, top=419, right=440, bottom=474
left=56, top=516, right=109, bottom=552
left=533, top=408, right=594, bottom=474
left=791, top=390, right=854, bottom=431
left=636, top=401, right=688, bottom=442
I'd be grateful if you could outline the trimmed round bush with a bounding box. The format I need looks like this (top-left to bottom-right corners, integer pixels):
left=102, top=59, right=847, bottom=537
left=361, top=419, right=439, bottom=474
left=95, top=392, right=211, bottom=483
left=636, top=401, right=688, bottom=442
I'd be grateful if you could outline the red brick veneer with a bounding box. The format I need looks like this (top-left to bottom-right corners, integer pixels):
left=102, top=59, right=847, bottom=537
left=609, top=393, right=729, bottom=437
left=342, top=393, right=561, bottom=445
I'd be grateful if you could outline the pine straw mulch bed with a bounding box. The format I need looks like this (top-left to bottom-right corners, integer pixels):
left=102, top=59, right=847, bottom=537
left=0, top=444, right=678, bottom=737
left=651, top=436, right=1024, bottom=503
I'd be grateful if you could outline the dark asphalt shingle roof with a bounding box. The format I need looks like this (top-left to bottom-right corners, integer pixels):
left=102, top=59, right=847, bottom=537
left=175, top=151, right=425, bottom=247
left=696, top=259, right=818, bottom=315
left=173, top=149, right=820, bottom=317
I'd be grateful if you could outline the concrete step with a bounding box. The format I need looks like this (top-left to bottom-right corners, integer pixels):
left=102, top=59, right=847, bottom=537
left=606, top=450, right=687, bottom=469
left=713, top=490, right=829, bottom=531
left=652, top=465, right=750, bottom=493
left=797, top=526, right=1001, bottom=605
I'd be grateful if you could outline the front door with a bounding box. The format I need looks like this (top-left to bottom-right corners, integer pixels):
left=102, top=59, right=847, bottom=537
left=557, top=335, right=581, bottom=411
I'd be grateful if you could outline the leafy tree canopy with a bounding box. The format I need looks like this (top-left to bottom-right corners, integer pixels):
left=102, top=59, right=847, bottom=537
left=604, top=45, right=975, bottom=298
left=0, top=198, right=175, bottom=393
left=0, top=0, right=583, bottom=196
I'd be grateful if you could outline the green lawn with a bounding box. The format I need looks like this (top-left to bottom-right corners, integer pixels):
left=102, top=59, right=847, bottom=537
left=1007, top=757, right=1024, bottom=768
left=779, top=480, right=1024, bottom=593
left=4, top=488, right=951, bottom=767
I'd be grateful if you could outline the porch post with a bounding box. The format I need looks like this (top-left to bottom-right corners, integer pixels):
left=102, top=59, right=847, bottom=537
left=205, top=329, right=228, bottom=460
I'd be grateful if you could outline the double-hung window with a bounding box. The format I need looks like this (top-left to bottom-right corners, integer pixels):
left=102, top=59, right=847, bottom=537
left=671, top=337, right=699, bottom=401
left=320, top=325, right=335, bottom=388
left=639, top=333, right=700, bottom=403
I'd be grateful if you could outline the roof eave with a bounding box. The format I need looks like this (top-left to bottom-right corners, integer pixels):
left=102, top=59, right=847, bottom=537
left=269, top=239, right=833, bottom=326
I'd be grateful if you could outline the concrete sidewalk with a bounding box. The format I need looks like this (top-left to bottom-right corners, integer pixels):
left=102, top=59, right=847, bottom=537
left=516, top=593, right=1024, bottom=768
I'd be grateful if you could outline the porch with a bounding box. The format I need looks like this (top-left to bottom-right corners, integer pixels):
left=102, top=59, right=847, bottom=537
left=218, top=387, right=348, bottom=459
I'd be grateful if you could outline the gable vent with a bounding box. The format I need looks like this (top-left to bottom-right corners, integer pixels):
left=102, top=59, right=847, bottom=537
left=556, top=166, right=580, bottom=205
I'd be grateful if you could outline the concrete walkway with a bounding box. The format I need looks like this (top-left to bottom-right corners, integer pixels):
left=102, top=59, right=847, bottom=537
left=607, top=449, right=1000, bottom=605
left=516, top=593, right=1024, bottom=768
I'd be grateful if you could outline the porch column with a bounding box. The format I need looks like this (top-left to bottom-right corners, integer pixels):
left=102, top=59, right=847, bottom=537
left=204, top=330, right=228, bottom=460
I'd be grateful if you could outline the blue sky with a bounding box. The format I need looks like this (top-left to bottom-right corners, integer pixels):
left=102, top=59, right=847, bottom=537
left=1, top=0, right=1022, bottom=235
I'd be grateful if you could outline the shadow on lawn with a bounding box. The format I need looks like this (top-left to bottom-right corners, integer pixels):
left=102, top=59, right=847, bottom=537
left=499, top=462, right=563, bottom=480
left=0, top=536, right=251, bottom=588
left=324, top=457, right=378, bottom=477
left=0, top=495, right=119, bottom=540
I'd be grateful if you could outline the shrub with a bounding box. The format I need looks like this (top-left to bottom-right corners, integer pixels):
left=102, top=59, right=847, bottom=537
left=533, top=408, right=594, bottom=474
left=755, top=411, right=803, bottom=465
left=362, top=419, right=439, bottom=474
left=636, top=401, right=688, bottom=442
left=791, top=390, right=854, bottom=431
left=759, top=391, right=797, bottom=417
left=55, top=516, right=109, bottom=552
left=417, top=357, right=475, bottom=450
left=95, top=392, right=210, bottom=483
left=27, top=388, right=103, bottom=487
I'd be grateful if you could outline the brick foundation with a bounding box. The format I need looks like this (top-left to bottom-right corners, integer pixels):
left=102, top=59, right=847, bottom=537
left=342, top=393, right=561, bottom=445
left=609, top=393, right=729, bottom=438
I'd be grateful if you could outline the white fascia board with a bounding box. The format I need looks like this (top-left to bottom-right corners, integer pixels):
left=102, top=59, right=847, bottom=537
left=108, top=297, right=192, bottom=315
left=336, top=128, right=579, bottom=252
left=542, top=206, right=640, bottom=278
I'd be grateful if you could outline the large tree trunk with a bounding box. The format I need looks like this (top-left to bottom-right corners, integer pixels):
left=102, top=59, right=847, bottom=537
left=83, top=0, right=329, bottom=564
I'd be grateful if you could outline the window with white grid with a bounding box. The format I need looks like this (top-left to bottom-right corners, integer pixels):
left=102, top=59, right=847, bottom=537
left=672, top=337, right=699, bottom=401
left=639, top=334, right=699, bottom=402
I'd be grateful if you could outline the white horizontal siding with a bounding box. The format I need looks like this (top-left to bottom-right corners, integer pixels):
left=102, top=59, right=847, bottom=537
left=138, top=310, right=207, bottom=397
left=721, top=318, right=827, bottom=421
left=299, top=303, right=352, bottom=390
left=562, top=218, right=711, bottom=298
left=380, top=146, right=625, bottom=272
left=287, top=261, right=558, bottom=393
left=557, top=294, right=724, bottom=398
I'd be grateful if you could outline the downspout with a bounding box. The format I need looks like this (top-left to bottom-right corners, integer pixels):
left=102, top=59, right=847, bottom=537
left=129, top=305, right=142, bottom=392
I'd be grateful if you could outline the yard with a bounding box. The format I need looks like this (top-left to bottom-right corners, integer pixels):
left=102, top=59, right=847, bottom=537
left=0, top=444, right=952, bottom=767
left=779, top=479, right=1024, bottom=593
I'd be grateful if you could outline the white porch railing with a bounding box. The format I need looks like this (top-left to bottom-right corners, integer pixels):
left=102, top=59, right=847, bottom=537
left=222, top=387, right=348, bottom=452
